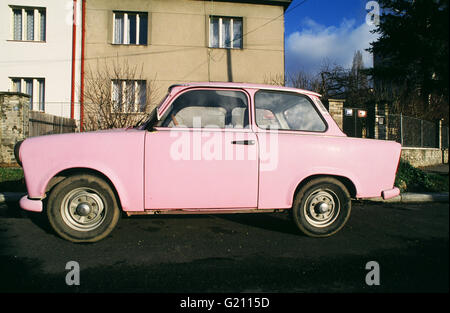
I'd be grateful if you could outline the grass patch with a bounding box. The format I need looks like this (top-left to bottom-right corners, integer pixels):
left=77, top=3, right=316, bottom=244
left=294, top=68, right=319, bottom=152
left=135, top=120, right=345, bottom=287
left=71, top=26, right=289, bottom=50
left=0, top=167, right=26, bottom=192
left=395, top=161, right=449, bottom=193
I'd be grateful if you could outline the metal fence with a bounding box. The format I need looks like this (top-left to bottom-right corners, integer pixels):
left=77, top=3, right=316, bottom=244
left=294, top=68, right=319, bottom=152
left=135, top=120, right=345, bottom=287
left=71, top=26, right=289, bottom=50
left=443, top=125, right=449, bottom=149
left=382, top=114, right=448, bottom=149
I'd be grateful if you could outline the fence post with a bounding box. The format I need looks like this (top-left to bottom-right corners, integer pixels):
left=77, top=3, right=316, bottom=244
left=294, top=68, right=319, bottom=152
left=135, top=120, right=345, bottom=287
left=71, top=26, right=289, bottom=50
left=385, top=104, right=389, bottom=140
left=439, top=119, right=443, bottom=163
left=420, top=119, right=424, bottom=148
left=400, top=113, right=403, bottom=146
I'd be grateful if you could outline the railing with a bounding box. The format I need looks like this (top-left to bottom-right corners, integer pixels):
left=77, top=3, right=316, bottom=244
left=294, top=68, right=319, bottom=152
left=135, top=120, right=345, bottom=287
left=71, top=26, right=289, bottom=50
left=380, top=114, right=447, bottom=149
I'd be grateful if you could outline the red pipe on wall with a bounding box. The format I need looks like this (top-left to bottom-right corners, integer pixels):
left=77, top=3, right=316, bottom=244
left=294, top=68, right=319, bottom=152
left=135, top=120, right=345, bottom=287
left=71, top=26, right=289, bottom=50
left=80, top=0, right=86, bottom=132
left=70, top=0, right=77, bottom=120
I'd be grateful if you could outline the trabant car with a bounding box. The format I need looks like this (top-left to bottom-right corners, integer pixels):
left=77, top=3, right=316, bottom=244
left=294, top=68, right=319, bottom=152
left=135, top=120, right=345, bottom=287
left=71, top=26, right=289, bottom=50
left=15, top=82, right=401, bottom=242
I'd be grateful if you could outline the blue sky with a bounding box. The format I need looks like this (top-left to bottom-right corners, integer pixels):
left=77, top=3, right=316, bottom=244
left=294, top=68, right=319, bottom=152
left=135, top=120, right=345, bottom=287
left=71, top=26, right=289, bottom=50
left=284, top=0, right=379, bottom=75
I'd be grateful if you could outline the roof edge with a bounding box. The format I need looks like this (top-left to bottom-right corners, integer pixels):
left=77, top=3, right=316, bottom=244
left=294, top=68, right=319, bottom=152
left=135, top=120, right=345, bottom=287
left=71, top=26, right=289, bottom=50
left=206, top=0, right=292, bottom=9
left=168, top=82, right=322, bottom=98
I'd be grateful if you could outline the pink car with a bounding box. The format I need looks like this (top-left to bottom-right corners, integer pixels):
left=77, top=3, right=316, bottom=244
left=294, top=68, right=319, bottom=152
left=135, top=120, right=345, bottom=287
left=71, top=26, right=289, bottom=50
left=15, top=82, right=401, bottom=242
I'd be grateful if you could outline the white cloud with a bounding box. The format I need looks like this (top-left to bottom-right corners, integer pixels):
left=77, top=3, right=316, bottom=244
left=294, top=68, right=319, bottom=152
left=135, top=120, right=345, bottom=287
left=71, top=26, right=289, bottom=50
left=286, top=18, right=378, bottom=74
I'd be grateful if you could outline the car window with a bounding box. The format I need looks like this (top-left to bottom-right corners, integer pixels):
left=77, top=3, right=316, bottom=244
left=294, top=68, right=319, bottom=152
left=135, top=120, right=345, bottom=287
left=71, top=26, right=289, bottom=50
left=157, top=89, right=249, bottom=129
left=254, top=91, right=326, bottom=132
left=255, top=109, right=280, bottom=129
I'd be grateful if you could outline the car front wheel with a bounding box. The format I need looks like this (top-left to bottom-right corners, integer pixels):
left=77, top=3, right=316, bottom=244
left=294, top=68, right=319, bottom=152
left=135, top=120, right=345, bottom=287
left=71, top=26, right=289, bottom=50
left=292, top=177, right=351, bottom=237
left=46, top=174, right=120, bottom=243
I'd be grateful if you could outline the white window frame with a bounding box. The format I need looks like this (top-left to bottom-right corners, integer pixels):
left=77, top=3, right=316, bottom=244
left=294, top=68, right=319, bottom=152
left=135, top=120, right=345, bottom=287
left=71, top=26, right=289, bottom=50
left=10, top=77, right=45, bottom=112
left=112, top=11, right=147, bottom=45
left=209, top=16, right=243, bottom=49
left=10, top=6, right=46, bottom=42
left=111, top=79, right=147, bottom=113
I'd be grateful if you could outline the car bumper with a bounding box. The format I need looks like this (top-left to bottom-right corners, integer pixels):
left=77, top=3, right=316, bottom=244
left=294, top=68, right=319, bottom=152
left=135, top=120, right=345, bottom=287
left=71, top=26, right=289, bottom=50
left=381, top=187, right=400, bottom=200
left=19, top=195, right=43, bottom=213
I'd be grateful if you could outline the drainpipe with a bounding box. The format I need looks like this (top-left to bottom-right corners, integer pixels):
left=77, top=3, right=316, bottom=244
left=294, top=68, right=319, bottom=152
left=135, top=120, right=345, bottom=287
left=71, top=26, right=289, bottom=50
left=70, top=0, right=77, bottom=120
left=80, top=0, right=86, bottom=132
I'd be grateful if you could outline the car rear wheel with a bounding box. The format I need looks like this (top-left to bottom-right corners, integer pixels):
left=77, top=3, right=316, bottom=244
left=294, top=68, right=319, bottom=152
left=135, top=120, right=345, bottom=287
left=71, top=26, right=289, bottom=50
left=292, top=177, right=351, bottom=237
left=46, top=174, right=120, bottom=243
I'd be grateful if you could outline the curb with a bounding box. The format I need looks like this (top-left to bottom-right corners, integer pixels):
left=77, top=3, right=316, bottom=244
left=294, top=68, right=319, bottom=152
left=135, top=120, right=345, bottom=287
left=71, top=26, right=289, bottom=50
left=0, top=192, right=25, bottom=204
left=366, top=192, right=449, bottom=203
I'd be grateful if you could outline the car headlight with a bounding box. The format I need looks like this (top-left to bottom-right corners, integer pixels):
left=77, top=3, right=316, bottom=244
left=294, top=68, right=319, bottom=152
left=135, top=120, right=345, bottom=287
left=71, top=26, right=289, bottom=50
left=14, top=140, right=24, bottom=167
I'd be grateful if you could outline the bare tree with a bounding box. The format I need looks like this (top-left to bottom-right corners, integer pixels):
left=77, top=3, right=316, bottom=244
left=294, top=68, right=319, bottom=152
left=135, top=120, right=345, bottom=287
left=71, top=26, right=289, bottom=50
left=264, top=71, right=322, bottom=93
left=263, top=73, right=286, bottom=86
left=288, top=71, right=322, bottom=93
left=82, top=57, right=160, bottom=131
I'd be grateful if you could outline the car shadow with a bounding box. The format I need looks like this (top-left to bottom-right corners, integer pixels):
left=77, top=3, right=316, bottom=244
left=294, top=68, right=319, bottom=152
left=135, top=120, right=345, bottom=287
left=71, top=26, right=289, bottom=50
left=0, top=200, right=55, bottom=236
left=216, top=212, right=303, bottom=237
left=0, top=201, right=25, bottom=218
left=125, top=210, right=303, bottom=236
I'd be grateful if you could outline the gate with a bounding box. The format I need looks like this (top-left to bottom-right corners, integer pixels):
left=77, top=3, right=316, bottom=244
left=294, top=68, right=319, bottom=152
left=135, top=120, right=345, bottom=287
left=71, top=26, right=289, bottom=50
left=342, top=107, right=368, bottom=138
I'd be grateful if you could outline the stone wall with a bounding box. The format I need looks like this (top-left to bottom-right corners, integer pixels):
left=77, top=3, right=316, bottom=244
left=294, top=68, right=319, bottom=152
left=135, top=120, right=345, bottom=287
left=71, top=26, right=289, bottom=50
left=328, top=99, right=345, bottom=130
left=0, top=92, right=30, bottom=166
left=401, top=148, right=448, bottom=167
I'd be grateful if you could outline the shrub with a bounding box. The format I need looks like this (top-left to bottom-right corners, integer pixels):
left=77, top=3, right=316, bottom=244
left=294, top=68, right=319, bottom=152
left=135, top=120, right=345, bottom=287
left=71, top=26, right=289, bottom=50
left=395, top=161, right=449, bottom=192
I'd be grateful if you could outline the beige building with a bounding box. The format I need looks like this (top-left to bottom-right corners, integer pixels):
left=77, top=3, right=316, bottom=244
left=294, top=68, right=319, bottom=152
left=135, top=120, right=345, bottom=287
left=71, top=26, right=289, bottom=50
left=83, top=0, right=291, bottom=118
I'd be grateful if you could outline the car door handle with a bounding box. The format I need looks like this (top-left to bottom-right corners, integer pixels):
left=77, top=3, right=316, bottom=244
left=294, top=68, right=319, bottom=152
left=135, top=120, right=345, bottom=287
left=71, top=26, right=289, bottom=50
left=231, top=140, right=255, bottom=145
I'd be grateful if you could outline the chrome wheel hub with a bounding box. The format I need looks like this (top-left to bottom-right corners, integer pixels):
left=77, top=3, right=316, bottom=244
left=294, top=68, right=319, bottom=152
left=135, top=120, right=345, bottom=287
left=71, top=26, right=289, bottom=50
left=76, top=203, right=92, bottom=216
left=61, top=188, right=106, bottom=232
left=304, top=189, right=340, bottom=228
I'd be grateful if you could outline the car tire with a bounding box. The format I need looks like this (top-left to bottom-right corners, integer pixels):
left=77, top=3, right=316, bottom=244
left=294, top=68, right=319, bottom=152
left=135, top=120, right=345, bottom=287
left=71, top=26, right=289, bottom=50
left=292, top=177, right=351, bottom=237
left=46, top=174, right=120, bottom=243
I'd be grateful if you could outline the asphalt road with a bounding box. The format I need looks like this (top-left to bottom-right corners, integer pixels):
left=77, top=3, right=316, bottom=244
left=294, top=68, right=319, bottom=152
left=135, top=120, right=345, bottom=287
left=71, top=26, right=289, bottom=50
left=0, top=201, right=448, bottom=293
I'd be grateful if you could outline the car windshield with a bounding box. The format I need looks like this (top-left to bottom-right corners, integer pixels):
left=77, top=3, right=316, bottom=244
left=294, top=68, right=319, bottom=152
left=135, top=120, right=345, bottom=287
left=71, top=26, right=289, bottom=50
left=136, top=92, right=170, bottom=129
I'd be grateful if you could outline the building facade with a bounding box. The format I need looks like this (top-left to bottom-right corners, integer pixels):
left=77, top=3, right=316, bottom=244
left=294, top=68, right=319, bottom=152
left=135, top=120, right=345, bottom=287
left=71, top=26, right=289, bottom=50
left=1, top=0, right=291, bottom=128
left=0, top=0, right=83, bottom=119
left=83, top=0, right=290, bottom=119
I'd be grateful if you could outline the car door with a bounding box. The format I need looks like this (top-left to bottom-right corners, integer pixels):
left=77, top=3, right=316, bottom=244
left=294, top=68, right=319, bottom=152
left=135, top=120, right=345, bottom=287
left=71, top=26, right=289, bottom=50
left=144, top=88, right=259, bottom=210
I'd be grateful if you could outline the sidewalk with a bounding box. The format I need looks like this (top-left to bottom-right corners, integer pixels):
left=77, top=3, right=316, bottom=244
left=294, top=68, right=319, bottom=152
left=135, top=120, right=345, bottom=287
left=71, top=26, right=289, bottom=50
left=419, top=163, right=449, bottom=175
left=366, top=192, right=449, bottom=203
left=0, top=191, right=448, bottom=205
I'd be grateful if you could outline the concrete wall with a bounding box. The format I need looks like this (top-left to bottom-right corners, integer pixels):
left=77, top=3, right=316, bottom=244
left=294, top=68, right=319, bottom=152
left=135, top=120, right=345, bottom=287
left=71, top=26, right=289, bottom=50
left=84, top=0, right=286, bottom=105
left=401, top=148, right=448, bottom=168
left=0, top=92, right=29, bottom=165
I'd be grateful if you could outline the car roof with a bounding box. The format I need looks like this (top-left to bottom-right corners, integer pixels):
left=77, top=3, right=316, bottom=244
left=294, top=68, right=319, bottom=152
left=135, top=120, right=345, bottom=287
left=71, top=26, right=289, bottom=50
left=169, top=82, right=322, bottom=98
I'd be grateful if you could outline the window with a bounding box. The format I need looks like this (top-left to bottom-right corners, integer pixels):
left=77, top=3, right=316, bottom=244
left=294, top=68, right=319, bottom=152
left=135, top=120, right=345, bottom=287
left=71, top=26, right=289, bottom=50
left=11, top=7, right=46, bottom=41
left=112, top=80, right=147, bottom=112
left=38, top=79, right=45, bottom=111
left=209, top=16, right=243, bottom=49
left=11, top=78, right=21, bottom=93
left=157, top=89, right=249, bottom=129
left=254, top=91, right=327, bottom=132
left=113, top=11, right=148, bottom=45
left=10, top=77, right=45, bottom=111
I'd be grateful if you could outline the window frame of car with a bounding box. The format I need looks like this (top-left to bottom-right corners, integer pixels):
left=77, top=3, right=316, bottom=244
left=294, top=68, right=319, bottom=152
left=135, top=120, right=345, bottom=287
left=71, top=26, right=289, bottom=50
left=154, top=87, right=253, bottom=132
left=253, top=89, right=329, bottom=134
